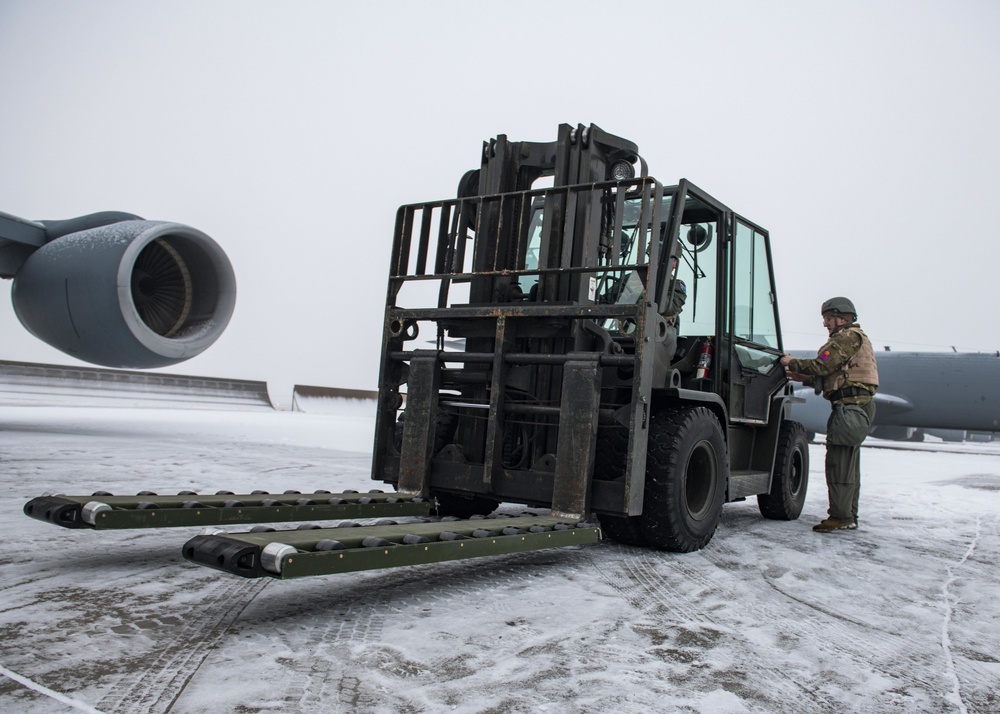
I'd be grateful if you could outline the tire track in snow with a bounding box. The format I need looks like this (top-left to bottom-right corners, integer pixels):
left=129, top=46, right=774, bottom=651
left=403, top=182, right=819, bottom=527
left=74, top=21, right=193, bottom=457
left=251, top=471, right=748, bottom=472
left=593, top=508, right=989, bottom=712
left=261, top=547, right=587, bottom=711
left=702, top=520, right=954, bottom=700
left=940, top=516, right=981, bottom=714
left=94, top=577, right=269, bottom=714
left=589, top=542, right=830, bottom=711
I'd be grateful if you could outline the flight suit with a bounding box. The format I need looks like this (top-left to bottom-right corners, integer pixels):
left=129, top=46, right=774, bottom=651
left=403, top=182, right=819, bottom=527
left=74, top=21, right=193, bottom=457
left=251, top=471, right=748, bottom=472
left=786, top=324, right=879, bottom=523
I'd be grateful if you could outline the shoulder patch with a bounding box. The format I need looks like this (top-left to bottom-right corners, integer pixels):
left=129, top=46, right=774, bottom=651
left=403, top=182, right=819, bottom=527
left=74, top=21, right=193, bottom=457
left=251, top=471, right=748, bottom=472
left=819, top=349, right=832, bottom=361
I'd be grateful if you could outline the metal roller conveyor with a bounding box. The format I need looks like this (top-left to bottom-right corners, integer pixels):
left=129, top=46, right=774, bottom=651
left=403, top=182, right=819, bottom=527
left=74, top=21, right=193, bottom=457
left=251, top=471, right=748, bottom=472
left=182, top=514, right=602, bottom=579
left=22, top=490, right=432, bottom=529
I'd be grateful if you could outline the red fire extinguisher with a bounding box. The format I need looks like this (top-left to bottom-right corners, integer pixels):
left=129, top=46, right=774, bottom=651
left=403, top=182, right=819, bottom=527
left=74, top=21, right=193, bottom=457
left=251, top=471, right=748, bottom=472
left=695, top=340, right=713, bottom=380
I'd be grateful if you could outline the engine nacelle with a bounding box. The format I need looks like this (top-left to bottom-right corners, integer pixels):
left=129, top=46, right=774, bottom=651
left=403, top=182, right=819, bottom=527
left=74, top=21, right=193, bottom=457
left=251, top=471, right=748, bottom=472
left=11, top=220, right=236, bottom=369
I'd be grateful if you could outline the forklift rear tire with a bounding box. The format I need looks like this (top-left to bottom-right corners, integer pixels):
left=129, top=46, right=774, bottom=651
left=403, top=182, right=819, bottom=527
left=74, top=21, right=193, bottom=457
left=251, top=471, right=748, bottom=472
left=757, top=420, right=809, bottom=520
left=639, top=407, right=727, bottom=552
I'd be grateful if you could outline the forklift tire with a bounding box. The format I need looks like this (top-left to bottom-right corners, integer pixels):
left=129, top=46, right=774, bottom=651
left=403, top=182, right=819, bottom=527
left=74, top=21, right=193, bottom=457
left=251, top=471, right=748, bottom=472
left=639, top=407, right=727, bottom=552
left=434, top=492, right=500, bottom=519
left=393, top=412, right=496, bottom=517
left=393, top=411, right=458, bottom=455
left=598, top=514, right=648, bottom=547
left=593, top=426, right=647, bottom=546
left=757, top=420, right=809, bottom=520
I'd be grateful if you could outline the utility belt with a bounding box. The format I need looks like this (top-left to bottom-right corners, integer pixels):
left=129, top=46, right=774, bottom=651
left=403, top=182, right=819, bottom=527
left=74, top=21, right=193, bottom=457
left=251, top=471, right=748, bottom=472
left=827, top=386, right=874, bottom=403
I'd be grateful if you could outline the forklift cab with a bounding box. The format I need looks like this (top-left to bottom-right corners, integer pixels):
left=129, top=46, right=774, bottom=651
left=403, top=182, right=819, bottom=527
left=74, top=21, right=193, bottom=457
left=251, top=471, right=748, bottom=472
left=663, top=183, right=787, bottom=425
left=513, top=178, right=786, bottom=425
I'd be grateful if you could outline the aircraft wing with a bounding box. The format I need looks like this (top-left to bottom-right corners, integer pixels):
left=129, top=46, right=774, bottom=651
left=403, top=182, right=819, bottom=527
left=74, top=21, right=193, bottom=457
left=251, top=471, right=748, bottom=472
left=871, top=392, right=913, bottom=419
left=787, top=350, right=999, bottom=439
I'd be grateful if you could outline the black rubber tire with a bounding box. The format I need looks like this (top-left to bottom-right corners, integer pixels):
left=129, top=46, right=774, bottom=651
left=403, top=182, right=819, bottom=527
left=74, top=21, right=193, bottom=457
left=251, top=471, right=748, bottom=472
left=593, top=426, right=647, bottom=546
left=598, top=513, right=648, bottom=547
left=393, top=411, right=457, bottom=455
left=434, top=492, right=500, bottom=519
left=394, top=411, right=496, bottom=518
left=639, top=407, right=727, bottom=552
left=758, top=420, right=810, bottom=520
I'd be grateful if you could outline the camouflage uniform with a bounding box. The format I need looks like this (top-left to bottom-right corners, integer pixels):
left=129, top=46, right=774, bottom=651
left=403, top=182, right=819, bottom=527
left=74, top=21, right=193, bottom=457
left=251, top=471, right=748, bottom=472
left=786, top=323, right=879, bottom=524
left=662, top=278, right=687, bottom=361
left=650, top=278, right=686, bottom=388
left=664, top=278, right=687, bottom=321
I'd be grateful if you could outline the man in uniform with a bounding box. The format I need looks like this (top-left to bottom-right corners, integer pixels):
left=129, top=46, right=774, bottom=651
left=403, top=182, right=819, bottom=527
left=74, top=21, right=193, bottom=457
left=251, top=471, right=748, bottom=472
left=779, top=297, right=879, bottom=532
left=661, top=250, right=687, bottom=363
left=620, top=241, right=686, bottom=383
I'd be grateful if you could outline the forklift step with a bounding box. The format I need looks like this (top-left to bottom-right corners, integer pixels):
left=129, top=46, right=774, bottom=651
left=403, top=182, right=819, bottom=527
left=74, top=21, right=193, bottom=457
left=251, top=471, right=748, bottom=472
left=183, top=514, right=602, bottom=579
left=23, top=490, right=431, bottom=530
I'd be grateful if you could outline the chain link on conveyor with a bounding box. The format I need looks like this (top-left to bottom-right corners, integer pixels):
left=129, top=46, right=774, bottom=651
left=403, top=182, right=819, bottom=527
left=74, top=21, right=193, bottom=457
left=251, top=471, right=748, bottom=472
left=182, top=513, right=603, bottom=579
left=23, top=489, right=432, bottom=529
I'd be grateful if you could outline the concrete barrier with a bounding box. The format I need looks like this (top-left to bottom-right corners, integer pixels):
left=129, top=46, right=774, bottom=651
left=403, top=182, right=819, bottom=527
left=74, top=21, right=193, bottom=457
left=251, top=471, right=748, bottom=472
left=0, top=360, right=273, bottom=410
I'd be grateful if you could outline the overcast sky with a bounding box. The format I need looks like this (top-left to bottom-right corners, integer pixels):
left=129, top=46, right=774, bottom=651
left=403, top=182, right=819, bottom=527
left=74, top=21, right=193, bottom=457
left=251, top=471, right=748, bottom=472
left=2, top=0, right=998, bottom=394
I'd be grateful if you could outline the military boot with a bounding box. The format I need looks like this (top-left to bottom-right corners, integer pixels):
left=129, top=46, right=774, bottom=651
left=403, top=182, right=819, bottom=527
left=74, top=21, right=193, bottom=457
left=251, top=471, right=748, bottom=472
left=812, top=518, right=858, bottom=532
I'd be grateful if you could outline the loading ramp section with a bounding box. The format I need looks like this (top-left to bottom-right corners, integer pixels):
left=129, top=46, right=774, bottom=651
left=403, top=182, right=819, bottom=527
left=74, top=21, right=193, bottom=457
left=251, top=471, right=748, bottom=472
left=23, top=490, right=432, bottom=529
left=184, top=514, right=602, bottom=579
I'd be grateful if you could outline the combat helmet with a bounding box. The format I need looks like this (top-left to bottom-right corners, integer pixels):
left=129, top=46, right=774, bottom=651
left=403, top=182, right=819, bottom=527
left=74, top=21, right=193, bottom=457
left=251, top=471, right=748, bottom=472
left=821, top=296, right=857, bottom=319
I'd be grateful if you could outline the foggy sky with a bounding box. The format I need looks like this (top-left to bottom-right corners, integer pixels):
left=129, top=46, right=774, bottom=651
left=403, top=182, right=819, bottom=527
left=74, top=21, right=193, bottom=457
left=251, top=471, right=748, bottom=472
left=2, top=0, right=998, bottom=397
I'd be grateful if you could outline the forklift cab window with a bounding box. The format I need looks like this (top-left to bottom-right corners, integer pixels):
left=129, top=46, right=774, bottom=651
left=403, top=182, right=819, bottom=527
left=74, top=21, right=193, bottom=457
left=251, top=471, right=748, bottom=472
left=594, top=195, right=665, bottom=328
left=732, top=221, right=779, bottom=349
left=518, top=206, right=545, bottom=296
left=520, top=193, right=655, bottom=306
left=672, top=221, right=719, bottom=338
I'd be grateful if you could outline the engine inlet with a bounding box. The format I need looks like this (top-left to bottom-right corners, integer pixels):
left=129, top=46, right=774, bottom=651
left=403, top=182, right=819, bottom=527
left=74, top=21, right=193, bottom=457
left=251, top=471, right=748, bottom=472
left=130, top=238, right=194, bottom=337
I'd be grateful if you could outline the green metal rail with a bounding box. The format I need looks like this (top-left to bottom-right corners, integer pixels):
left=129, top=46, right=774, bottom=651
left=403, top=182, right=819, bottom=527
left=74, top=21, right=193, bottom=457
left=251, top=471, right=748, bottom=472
left=23, top=490, right=431, bottom=530
left=183, top=515, right=602, bottom=579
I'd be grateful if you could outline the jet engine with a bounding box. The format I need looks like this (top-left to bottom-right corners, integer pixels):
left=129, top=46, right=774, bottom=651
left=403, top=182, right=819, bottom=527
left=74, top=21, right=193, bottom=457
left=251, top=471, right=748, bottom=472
left=10, top=218, right=236, bottom=369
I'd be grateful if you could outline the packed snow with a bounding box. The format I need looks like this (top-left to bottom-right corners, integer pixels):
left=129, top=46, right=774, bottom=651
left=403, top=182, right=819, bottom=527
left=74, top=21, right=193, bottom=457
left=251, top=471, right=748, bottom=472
left=0, top=403, right=998, bottom=713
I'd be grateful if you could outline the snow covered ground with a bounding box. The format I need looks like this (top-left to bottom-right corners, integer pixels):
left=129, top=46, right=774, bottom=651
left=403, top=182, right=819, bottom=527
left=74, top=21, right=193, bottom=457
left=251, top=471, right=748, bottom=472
left=1, top=405, right=998, bottom=714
